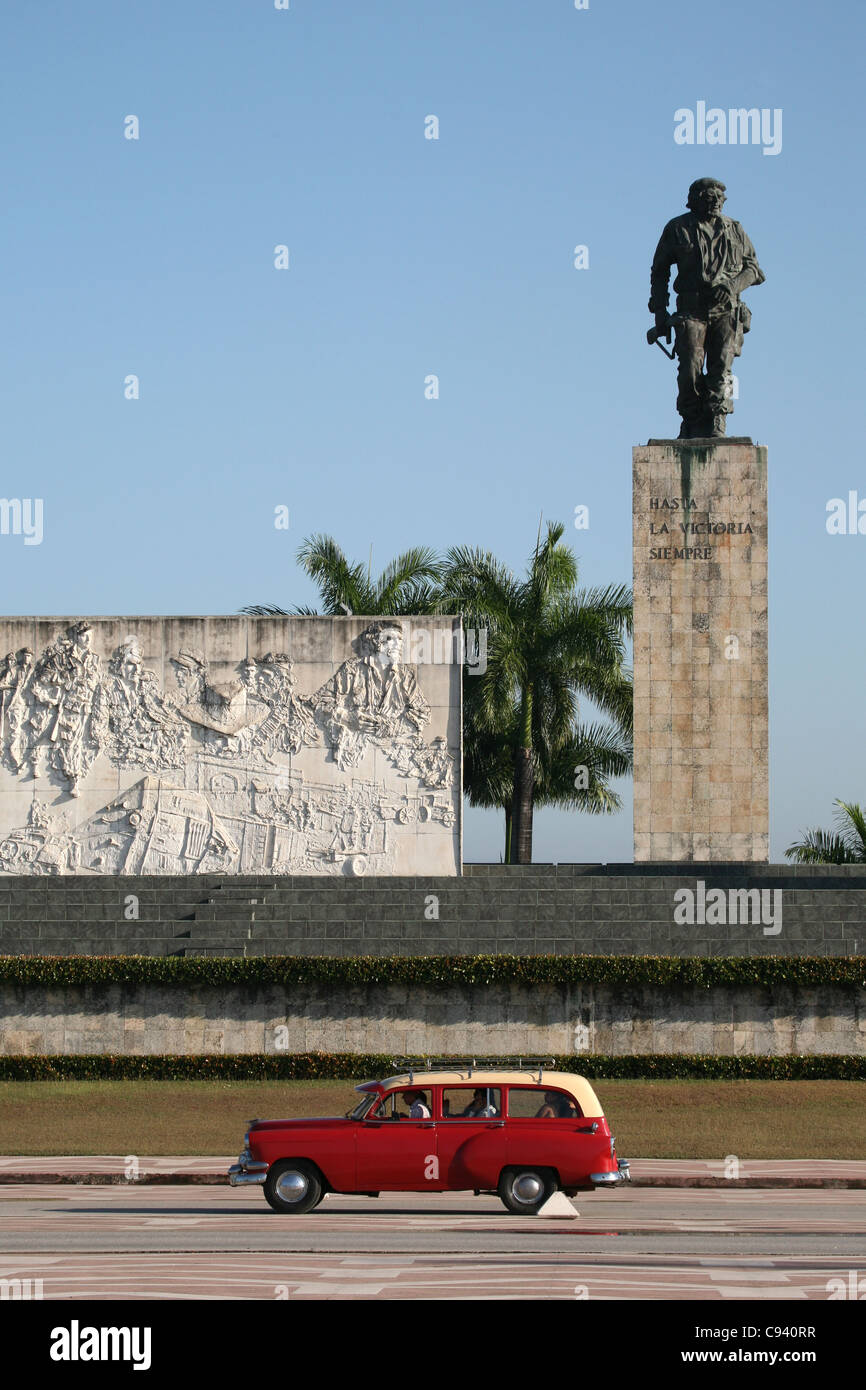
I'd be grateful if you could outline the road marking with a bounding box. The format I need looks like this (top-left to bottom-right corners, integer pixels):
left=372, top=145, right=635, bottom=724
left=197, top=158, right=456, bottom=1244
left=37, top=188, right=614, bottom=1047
left=716, top=1287, right=807, bottom=1300
left=287, top=1283, right=386, bottom=1296
left=699, top=1257, right=775, bottom=1265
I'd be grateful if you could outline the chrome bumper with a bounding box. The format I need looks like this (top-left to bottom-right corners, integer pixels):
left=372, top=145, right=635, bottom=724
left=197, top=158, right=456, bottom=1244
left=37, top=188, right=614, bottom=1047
left=591, top=1160, right=630, bottom=1187
left=228, top=1158, right=268, bottom=1187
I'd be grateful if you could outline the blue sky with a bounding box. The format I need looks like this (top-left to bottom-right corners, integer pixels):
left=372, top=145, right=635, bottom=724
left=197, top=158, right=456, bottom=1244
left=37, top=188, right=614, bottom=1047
left=1, top=0, right=863, bottom=863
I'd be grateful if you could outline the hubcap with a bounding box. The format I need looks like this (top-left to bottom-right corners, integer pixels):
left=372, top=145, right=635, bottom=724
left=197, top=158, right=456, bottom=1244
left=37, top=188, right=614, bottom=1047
left=275, top=1170, right=309, bottom=1204
left=511, top=1173, right=544, bottom=1204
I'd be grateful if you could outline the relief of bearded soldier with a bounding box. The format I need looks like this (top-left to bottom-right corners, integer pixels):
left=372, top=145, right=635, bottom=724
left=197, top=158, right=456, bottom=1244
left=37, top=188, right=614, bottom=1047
left=314, top=620, right=431, bottom=771
left=235, top=653, right=319, bottom=761
left=28, top=622, right=106, bottom=795
left=106, top=636, right=187, bottom=770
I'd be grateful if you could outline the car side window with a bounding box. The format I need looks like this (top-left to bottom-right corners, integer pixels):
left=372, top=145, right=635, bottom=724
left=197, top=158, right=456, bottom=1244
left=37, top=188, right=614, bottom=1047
left=371, top=1089, right=432, bottom=1120
left=440, top=1087, right=501, bottom=1119
left=506, top=1087, right=581, bottom=1119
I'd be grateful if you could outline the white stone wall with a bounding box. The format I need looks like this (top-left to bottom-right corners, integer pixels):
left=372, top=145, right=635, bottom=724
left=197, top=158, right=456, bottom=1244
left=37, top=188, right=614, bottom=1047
left=0, top=616, right=461, bottom=876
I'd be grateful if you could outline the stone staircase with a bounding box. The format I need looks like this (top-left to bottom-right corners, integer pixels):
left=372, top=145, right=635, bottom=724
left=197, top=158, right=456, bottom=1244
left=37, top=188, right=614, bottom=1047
left=0, top=863, right=864, bottom=957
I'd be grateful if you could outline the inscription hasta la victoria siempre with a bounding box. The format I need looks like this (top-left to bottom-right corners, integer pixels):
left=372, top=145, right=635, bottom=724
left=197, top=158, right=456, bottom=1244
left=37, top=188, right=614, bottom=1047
left=647, top=497, right=753, bottom=560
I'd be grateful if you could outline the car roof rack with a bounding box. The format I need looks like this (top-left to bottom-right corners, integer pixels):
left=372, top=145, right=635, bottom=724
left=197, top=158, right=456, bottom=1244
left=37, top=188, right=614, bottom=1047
left=390, top=1057, right=557, bottom=1084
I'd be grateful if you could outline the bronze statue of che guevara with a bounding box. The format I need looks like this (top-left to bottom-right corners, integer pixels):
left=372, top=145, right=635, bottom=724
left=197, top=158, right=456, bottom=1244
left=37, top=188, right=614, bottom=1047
left=648, top=178, right=764, bottom=439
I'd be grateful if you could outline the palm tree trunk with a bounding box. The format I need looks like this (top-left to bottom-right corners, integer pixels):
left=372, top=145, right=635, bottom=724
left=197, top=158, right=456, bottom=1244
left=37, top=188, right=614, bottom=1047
left=510, top=688, right=534, bottom=863
left=503, top=804, right=512, bottom=863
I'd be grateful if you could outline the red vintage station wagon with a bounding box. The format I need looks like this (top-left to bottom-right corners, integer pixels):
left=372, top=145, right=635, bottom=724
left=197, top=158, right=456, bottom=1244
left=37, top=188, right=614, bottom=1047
left=229, top=1063, right=630, bottom=1215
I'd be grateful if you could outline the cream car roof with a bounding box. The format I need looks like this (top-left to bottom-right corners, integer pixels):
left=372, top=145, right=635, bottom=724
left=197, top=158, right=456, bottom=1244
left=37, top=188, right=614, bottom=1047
left=361, top=1071, right=605, bottom=1116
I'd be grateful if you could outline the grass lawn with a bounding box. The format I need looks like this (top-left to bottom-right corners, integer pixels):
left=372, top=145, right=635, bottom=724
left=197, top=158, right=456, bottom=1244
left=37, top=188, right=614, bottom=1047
left=0, top=1079, right=862, bottom=1158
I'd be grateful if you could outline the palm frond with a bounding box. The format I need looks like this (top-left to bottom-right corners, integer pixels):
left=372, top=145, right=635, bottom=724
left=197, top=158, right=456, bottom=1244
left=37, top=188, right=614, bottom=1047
left=835, top=800, right=866, bottom=856
left=297, top=534, right=372, bottom=614
left=784, top=829, right=860, bottom=864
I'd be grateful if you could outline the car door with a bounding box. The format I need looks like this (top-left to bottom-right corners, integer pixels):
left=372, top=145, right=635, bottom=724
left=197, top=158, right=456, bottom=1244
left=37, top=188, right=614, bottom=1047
left=435, top=1086, right=505, bottom=1191
left=504, top=1085, right=601, bottom=1186
left=354, top=1088, right=440, bottom=1191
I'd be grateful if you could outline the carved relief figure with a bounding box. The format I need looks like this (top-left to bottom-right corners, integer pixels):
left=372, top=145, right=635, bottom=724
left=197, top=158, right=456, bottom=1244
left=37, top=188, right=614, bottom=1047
left=231, top=653, right=319, bottom=762
left=106, top=637, right=188, bottom=771
left=168, top=649, right=244, bottom=734
left=410, top=734, right=454, bottom=789
left=0, top=647, right=35, bottom=774
left=28, top=623, right=106, bottom=795
left=315, top=621, right=431, bottom=771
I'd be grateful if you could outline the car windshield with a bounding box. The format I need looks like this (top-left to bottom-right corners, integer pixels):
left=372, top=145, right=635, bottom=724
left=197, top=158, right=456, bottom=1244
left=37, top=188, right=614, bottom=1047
left=346, top=1094, right=379, bottom=1120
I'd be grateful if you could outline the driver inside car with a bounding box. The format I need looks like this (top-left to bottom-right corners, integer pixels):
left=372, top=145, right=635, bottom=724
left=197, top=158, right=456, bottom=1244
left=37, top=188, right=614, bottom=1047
left=404, top=1090, right=431, bottom=1119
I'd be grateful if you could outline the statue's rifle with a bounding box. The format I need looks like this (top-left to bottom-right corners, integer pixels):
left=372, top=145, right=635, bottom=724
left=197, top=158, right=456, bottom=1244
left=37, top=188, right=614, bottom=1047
left=646, top=312, right=683, bottom=361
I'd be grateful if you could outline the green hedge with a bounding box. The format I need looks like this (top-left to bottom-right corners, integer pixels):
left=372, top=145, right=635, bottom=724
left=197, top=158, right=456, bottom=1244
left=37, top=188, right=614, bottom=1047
left=0, top=1053, right=863, bottom=1081
left=0, top=954, right=862, bottom=989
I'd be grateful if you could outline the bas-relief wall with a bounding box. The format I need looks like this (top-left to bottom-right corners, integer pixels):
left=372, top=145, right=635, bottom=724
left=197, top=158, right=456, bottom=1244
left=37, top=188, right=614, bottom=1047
left=0, top=617, right=461, bottom=877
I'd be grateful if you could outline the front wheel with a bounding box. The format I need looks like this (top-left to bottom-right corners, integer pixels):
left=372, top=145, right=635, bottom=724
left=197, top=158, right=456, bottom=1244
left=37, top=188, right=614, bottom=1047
left=498, top=1167, right=557, bottom=1215
left=264, top=1160, right=324, bottom=1214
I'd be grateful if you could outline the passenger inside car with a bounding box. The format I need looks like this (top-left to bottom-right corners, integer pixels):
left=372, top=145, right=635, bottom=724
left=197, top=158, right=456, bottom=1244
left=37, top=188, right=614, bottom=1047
left=461, top=1087, right=499, bottom=1117
left=535, top=1091, right=579, bottom=1118
left=440, top=1087, right=502, bottom=1119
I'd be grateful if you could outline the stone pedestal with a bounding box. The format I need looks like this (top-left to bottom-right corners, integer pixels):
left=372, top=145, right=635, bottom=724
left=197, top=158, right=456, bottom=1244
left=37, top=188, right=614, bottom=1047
left=633, top=439, right=768, bottom=862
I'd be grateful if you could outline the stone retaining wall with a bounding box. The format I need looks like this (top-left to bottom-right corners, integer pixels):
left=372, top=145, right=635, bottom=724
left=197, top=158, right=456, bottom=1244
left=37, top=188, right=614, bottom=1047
left=1, top=981, right=860, bottom=1057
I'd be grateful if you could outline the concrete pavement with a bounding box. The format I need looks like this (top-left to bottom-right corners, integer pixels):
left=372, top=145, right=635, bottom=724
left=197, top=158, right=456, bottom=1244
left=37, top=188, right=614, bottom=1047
left=1, top=1186, right=865, bottom=1298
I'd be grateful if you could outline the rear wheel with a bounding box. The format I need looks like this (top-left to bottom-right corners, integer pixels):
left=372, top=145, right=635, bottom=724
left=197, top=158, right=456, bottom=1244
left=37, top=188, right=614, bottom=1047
left=264, top=1160, right=324, bottom=1214
left=498, top=1167, right=557, bottom=1215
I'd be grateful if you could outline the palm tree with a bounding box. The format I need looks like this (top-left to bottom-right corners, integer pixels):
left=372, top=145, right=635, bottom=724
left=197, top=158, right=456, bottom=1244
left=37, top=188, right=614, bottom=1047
left=439, top=521, right=633, bottom=863
left=464, top=689, right=632, bottom=861
left=460, top=683, right=516, bottom=861
left=243, top=534, right=442, bottom=617
left=535, top=721, right=633, bottom=815
left=785, top=800, right=866, bottom=864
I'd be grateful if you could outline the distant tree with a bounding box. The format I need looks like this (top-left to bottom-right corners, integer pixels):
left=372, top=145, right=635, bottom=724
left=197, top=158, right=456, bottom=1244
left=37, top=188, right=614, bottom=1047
left=243, top=534, right=442, bottom=617
left=463, top=686, right=632, bottom=862
left=438, top=521, right=632, bottom=863
left=785, top=800, right=866, bottom=864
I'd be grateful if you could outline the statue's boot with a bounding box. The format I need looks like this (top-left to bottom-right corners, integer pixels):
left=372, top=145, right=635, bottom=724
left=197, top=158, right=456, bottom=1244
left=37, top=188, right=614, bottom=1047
left=685, top=412, right=717, bottom=439
left=709, top=412, right=727, bottom=438
left=679, top=413, right=707, bottom=439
